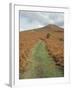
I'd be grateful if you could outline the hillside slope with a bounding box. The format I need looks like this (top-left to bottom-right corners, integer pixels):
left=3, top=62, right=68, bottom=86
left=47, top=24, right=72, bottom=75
left=19, top=40, right=63, bottom=79
left=19, top=24, right=64, bottom=77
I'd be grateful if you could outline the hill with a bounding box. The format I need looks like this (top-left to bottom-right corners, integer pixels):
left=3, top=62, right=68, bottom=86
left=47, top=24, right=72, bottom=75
left=19, top=24, right=64, bottom=78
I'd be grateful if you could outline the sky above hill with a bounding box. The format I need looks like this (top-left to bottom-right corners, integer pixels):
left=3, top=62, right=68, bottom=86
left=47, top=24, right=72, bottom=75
left=20, top=10, right=64, bottom=31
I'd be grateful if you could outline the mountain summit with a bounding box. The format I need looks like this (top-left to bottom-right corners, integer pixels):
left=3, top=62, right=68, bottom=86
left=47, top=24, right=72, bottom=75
left=42, top=24, right=64, bottom=31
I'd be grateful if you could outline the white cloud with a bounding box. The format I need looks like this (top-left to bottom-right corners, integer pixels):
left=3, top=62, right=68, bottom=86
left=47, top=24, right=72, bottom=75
left=49, top=19, right=55, bottom=24
left=20, top=11, right=64, bottom=31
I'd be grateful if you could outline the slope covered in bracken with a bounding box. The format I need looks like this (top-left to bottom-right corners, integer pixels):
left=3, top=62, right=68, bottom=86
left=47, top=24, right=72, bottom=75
left=19, top=24, right=64, bottom=75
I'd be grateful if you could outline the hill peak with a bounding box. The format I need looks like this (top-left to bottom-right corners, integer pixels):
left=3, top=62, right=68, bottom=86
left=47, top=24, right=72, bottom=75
left=42, top=24, right=64, bottom=31
left=45, top=24, right=60, bottom=28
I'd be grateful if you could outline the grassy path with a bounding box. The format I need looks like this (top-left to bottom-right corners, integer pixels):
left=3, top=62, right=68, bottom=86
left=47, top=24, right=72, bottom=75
left=19, top=40, right=64, bottom=79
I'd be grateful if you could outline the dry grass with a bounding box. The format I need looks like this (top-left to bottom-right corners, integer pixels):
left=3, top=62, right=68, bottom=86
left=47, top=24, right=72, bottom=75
left=19, top=25, right=64, bottom=73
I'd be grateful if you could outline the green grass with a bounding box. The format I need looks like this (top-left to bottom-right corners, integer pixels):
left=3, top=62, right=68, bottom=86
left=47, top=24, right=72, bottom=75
left=19, top=40, right=64, bottom=79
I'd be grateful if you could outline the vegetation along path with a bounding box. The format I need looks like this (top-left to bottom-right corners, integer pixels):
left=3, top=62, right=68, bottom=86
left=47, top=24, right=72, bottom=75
left=19, top=40, right=64, bottom=79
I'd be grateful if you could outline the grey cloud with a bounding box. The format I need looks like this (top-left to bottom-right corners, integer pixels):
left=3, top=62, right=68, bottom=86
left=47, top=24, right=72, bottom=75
left=20, top=11, right=64, bottom=30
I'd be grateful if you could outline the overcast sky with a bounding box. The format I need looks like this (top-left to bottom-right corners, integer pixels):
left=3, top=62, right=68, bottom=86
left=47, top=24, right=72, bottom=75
left=20, top=11, right=64, bottom=31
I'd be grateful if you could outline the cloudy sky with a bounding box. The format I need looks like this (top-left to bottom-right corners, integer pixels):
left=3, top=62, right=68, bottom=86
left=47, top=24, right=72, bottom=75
left=20, top=10, right=64, bottom=31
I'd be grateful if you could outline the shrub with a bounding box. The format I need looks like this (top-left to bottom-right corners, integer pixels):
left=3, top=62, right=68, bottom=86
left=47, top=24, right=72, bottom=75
left=59, top=38, right=64, bottom=41
left=46, top=33, right=50, bottom=38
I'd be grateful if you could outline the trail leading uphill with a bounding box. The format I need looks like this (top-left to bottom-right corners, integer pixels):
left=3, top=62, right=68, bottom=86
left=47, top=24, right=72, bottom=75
left=19, top=40, right=64, bottom=79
